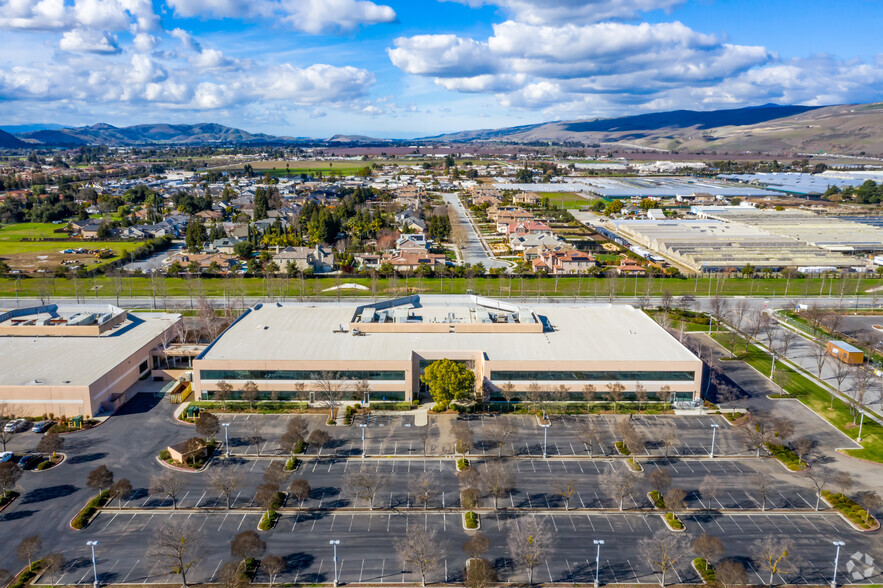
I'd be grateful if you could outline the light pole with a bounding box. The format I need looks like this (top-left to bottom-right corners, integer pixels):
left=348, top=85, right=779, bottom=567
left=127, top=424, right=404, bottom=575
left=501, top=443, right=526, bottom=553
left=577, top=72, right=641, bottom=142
left=831, top=540, right=845, bottom=588
left=539, top=413, right=550, bottom=458
left=709, top=423, right=720, bottom=458
left=86, top=540, right=99, bottom=588
left=359, top=424, right=367, bottom=458
left=593, top=539, right=604, bottom=588
left=770, top=351, right=777, bottom=379
left=857, top=412, right=865, bottom=442
left=330, top=539, right=341, bottom=587
left=222, top=422, right=230, bottom=457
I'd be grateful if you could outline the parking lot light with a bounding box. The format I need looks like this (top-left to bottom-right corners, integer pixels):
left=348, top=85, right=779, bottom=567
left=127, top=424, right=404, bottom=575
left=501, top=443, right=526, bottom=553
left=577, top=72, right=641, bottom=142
left=540, top=421, right=551, bottom=459
left=359, top=424, right=367, bottom=458
left=222, top=423, right=230, bottom=457
left=86, top=540, right=99, bottom=588
left=330, top=540, right=341, bottom=587
left=593, top=539, right=604, bottom=588
left=831, top=541, right=845, bottom=588
left=857, top=412, right=865, bottom=442
left=709, top=423, right=720, bottom=458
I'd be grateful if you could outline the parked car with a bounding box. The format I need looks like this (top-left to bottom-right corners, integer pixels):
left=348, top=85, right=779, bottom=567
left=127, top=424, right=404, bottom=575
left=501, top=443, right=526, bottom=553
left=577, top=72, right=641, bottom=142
left=3, top=419, right=28, bottom=433
left=0, top=451, right=13, bottom=463
left=17, top=454, right=42, bottom=470
left=31, top=421, right=54, bottom=434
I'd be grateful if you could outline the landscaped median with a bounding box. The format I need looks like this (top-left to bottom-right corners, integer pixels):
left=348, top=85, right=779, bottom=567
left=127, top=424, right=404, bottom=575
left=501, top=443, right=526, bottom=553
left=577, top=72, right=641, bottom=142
left=712, top=331, right=883, bottom=464
left=662, top=511, right=685, bottom=531
left=766, top=443, right=808, bottom=471
left=692, top=558, right=716, bottom=584
left=821, top=490, right=881, bottom=531
left=257, top=491, right=287, bottom=531
left=70, top=490, right=110, bottom=530
left=0, top=490, right=20, bottom=512
left=463, top=511, right=480, bottom=530
left=6, top=561, right=42, bottom=588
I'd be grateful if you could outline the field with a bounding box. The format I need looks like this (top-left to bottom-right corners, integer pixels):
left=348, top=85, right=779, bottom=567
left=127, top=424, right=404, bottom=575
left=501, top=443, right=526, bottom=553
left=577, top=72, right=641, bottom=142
left=536, top=191, right=598, bottom=209
left=1, top=274, right=883, bottom=300
left=0, top=223, right=141, bottom=272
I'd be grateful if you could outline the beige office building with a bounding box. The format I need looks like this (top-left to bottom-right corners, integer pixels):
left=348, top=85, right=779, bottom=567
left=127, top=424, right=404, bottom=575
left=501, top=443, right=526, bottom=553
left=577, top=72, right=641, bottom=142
left=0, top=304, right=182, bottom=418
left=193, top=296, right=702, bottom=404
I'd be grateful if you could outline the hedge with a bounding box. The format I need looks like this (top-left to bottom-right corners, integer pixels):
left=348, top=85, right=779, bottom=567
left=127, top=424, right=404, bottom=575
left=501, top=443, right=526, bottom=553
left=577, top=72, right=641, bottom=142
left=822, top=490, right=879, bottom=529
left=369, top=401, right=418, bottom=411
left=285, top=457, right=300, bottom=471
left=71, top=490, right=109, bottom=529
left=8, top=561, right=41, bottom=588
left=693, top=558, right=716, bottom=583
left=615, top=441, right=631, bottom=455
left=649, top=490, right=665, bottom=509
left=766, top=443, right=807, bottom=471
left=665, top=512, right=684, bottom=530
left=258, top=510, right=279, bottom=531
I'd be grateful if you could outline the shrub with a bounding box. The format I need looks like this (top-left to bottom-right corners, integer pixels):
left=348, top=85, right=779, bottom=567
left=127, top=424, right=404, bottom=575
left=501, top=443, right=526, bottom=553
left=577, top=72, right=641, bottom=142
left=72, top=490, right=109, bottom=529
left=766, top=443, right=807, bottom=471
left=285, top=457, right=300, bottom=471
left=649, top=490, right=666, bottom=509
left=693, top=558, right=716, bottom=583
left=627, top=458, right=643, bottom=472
left=0, top=490, right=18, bottom=508
left=665, top=512, right=684, bottom=530
left=36, top=460, right=52, bottom=471
left=464, top=511, right=479, bottom=529
left=457, top=458, right=470, bottom=471
left=615, top=441, right=631, bottom=455
left=8, top=561, right=41, bottom=588
left=369, top=401, right=416, bottom=411
left=159, top=449, right=171, bottom=460
left=258, top=510, right=279, bottom=531
left=293, top=440, right=306, bottom=454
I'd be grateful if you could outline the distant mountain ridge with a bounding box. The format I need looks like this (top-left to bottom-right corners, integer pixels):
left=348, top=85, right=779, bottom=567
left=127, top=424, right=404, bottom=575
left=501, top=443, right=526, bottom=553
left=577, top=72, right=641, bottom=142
left=15, top=122, right=283, bottom=146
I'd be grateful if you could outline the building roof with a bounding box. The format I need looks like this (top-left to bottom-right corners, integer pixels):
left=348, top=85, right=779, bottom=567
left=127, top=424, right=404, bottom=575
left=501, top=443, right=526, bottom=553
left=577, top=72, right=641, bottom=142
left=0, top=310, right=180, bottom=387
left=829, top=340, right=863, bottom=354
left=198, top=297, right=699, bottom=365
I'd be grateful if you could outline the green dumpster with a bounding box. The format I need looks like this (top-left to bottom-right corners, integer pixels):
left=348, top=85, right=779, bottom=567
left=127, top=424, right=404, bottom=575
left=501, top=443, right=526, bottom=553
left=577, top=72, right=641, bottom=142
left=71, top=415, right=83, bottom=428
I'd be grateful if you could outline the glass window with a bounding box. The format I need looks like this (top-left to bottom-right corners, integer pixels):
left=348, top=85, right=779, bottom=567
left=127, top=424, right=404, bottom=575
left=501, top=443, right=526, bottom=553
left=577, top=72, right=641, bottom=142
left=200, top=369, right=406, bottom=381
left=489, top=370, right=695, bottom=382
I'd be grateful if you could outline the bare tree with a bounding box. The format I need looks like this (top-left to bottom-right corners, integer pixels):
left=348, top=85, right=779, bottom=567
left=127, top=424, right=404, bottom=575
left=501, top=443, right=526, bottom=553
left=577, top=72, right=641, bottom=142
left=417, top=425, right=431, bottom=457
left=344, top=465, right=387, bottom=510
left=452, top=421, right=474, bottom=456
left=507, top=517, right=553, bottom=586
left=754, top=473, right=770, bottom=512
left=635, top=382, right=648, bottom=411
left=110, top=478, right=133, bottom=510
left=150, top=470, right=186, bottom=509
left=606, top=382, right=625, bottom=412
left=803, top=467, right=830, bottom=511
left=485, top=420, right=516, bottom=458
left=715, top=560, right=748, bottom=588
left=195, top=411, right=221, bottom=440
left=410, top=473, right=438, bottom=510
left=0, top=462, right=22, bottom=497
left=209, top=466, right=243, bottom=509
left=601, top=467, right=639, bottom=511
left=751, top=536, right=793, bottom=585
left=288, top=479, right=311, bottom=506
left=281, top=416, right=308, bottom=456
left=231, top=530, right=266, bottom=569
left=218, top=561, right=244, bottom=588
left=662, top=430, right=679, bottom=459
left=148, top=520, right=202, bottom=587
left=639, top=529, right=687, bottom=586
left=572, top=419, right=599, bottom=457
left=778, top=327, right=797, bottom=358
left=833, top=470, right=854, bottom=496
left=307, top=429, right=332, bottom=456
left=463, top=533, right=490, bottom=560
left=692, top=534, right=724, bottom=567
left=261, top=555, right=285, bottom=587
left=86, top=465, right=114, bottom=495
left=241, top=381, right=260, bottom=410
left=709, top=295, right=731, bottom=328
left=856, top=491, right=883, bottom=525
left=0, top=426, right=15, bottom=452
left=664, top=488, right=686, bottom=511
left=215, top=381, right=234, bottom=410
left=314, top=372, right=347, bottom=421
left=254, top=482, right=280, bottom=519
left=581, top=383, right=597, bottom=408
left=17, top=535, right=41, bottom=569
left=42, top=553, right=65, bottom=586
left=831, top=359, right=851, bottom=405
left=792, top=437, right=814, bottom=464
left=465, top=558, right=497, bottom=588
left=744, top=411, right=775, bottom=457
left=552, top=479, right=576, bottom=511
left=396, top=525, right=449, bottom=587
left=482, top=461, right=514, bottom=510
left=698, top=475, right=721, bottom=510
left=849, top=366, right=880, bottom=422
left=648, top=469, right=672, bottom=494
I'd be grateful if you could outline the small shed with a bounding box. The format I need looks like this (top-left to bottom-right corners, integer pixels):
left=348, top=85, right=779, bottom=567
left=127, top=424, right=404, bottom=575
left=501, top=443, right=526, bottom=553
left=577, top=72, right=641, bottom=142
left=826, top=340, right=864, bottom=365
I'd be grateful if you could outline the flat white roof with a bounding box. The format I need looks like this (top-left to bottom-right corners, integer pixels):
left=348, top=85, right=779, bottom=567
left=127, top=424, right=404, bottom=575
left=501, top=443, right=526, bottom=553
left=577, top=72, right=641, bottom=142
left=0, top=312, right=180, bottom=387
left=200, top=299, right=699, bottom=365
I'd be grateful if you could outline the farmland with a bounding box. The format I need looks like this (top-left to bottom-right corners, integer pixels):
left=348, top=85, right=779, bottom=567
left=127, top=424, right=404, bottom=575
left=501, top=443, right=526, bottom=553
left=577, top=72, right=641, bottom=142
left=0, top=223, right=141, bottom=272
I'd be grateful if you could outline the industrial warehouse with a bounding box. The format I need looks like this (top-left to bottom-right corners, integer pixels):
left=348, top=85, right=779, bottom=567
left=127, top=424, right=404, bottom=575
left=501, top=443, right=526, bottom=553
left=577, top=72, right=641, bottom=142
left=192, top=296, right=703, bottom=404
left=0, top=304, right=182, bottom=418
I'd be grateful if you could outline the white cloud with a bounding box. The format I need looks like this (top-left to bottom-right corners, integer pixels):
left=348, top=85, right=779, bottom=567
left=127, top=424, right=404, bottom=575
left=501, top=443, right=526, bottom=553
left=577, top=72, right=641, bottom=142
left=132, top=31, right=156, bottom=52
left=388, top=35, right=497, bottom=77
left=0, top=0, right=69, bottom=30
left=166, top=0, right=395, bottom=34
left=443, top=0, right=684, bottom=25
left=59, top=28, right=120, bottom=53
left=0, top=0, right=157, bottom=31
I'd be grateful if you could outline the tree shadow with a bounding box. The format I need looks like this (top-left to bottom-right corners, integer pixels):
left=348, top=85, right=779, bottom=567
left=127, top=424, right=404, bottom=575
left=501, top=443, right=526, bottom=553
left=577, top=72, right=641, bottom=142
left=0, top=509, right=37, bottom=521
left=21, top=484, right=78, bottom=504
left=66, top=452, right=107, bottom=464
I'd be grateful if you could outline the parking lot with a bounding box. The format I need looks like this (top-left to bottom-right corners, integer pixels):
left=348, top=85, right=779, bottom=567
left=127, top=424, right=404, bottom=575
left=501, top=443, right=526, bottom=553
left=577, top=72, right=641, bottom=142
left=39, top=510, right=882, bottom=586
left=217, top=412, right=751, bottom=458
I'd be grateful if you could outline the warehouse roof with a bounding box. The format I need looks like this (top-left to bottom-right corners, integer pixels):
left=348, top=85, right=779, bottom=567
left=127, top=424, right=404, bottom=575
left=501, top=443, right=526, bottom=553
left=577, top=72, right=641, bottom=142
left=199, top=297, right=699, bottom=364
left=0, top=311, right=181, bottom=387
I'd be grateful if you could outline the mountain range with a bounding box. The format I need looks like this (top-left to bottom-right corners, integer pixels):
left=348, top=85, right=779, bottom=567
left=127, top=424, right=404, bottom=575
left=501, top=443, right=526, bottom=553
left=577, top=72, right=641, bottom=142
left=3, top=102, right=883, bottom=154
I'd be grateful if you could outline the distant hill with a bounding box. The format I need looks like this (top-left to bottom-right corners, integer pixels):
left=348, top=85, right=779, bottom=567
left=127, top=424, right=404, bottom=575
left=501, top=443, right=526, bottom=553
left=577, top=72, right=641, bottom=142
left=0, top=129, right=28, bottom=148
left=15, top=122, right=284, bottom=147
left=422, top=103, right=883, bottom=155
left=0, top=123, right=67, bottom=133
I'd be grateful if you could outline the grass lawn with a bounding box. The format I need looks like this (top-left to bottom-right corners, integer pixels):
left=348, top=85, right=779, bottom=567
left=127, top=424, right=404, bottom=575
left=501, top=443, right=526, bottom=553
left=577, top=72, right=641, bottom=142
left=0, top=222, right=67, bottom=241
left=535, top=192, right=597, bottom=209
left=711, top=332, right=883, bottom=463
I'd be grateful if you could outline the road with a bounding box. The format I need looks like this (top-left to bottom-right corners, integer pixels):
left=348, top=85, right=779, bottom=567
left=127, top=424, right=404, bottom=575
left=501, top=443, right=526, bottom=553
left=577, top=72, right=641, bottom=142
left=442, top=194, right=510, bottom=270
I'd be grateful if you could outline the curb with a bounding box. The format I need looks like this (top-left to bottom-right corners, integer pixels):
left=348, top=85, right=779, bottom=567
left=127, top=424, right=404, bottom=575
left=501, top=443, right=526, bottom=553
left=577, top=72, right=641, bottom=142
left=155, top=453, right=214, bottom=474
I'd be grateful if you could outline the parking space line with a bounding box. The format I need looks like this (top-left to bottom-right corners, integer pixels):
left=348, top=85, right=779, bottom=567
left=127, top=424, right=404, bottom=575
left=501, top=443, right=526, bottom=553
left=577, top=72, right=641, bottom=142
left=121, top=560, right=140, bottom=583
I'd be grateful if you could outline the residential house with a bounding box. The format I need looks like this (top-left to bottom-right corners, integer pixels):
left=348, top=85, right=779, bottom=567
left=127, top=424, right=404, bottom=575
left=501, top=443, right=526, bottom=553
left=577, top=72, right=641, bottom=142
left=355, top=253, right=382, bottom=270
left=617, top=259, right=646, bottom=276
left=500, top=221, right=553, bottom=236
left=395, top=234, right=430, bottom=253
left=382, top=250, right=447, bottom=271
left=532, top=250, right=597, bottom=275
left=273, top=245, right=335, bottom=273
left=493, top=208, right=535, bottom=225
left=210, top=238, right=243, bottom=255
left=509, top=233, right=569, bottom=256
left=195, top=209, right=223, bottom=221
left=163, top=252, right=237, bottom=274
left=513, top=193, right=541, bottom=206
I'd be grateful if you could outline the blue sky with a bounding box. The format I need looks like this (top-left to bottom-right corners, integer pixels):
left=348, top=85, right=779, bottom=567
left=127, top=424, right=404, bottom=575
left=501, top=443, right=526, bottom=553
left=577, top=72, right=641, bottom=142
left=0, top=0, right=881, bottom=138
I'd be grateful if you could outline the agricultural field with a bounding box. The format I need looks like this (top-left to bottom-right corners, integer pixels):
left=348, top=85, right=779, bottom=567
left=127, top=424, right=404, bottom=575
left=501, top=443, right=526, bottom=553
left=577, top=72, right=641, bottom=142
left=536, top=191, right=598, bottom=209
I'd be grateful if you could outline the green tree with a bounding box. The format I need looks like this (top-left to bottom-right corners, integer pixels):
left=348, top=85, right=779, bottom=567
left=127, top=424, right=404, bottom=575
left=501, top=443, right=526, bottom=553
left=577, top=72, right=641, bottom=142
left=254, top=187, right=268, bottom=220
left=233, top=241, right=254, bottom=259
left=420, top=359, right=474, bottom=407
left=604, top=200, right=623, bottom=215
left=515, top=168, right=533, bottom=183
left=185, top=218, right=207, bottom=252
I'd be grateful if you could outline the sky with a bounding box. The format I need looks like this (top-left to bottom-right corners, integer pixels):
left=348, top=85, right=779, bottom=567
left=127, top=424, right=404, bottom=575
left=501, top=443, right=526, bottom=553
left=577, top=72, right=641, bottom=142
left=0, top=0, right=882, bottom=138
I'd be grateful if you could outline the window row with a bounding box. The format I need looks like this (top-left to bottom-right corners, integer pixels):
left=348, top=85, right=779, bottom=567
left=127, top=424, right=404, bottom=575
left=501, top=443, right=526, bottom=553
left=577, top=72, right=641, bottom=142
left=200, top=369, right=407, bottom=381
left=489, top=370, right=695, bottom=382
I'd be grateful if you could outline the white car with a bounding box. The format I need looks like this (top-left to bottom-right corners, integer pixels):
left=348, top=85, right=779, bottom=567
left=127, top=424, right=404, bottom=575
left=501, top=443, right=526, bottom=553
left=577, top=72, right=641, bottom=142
left=3, top=419, right=27, bottom=433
